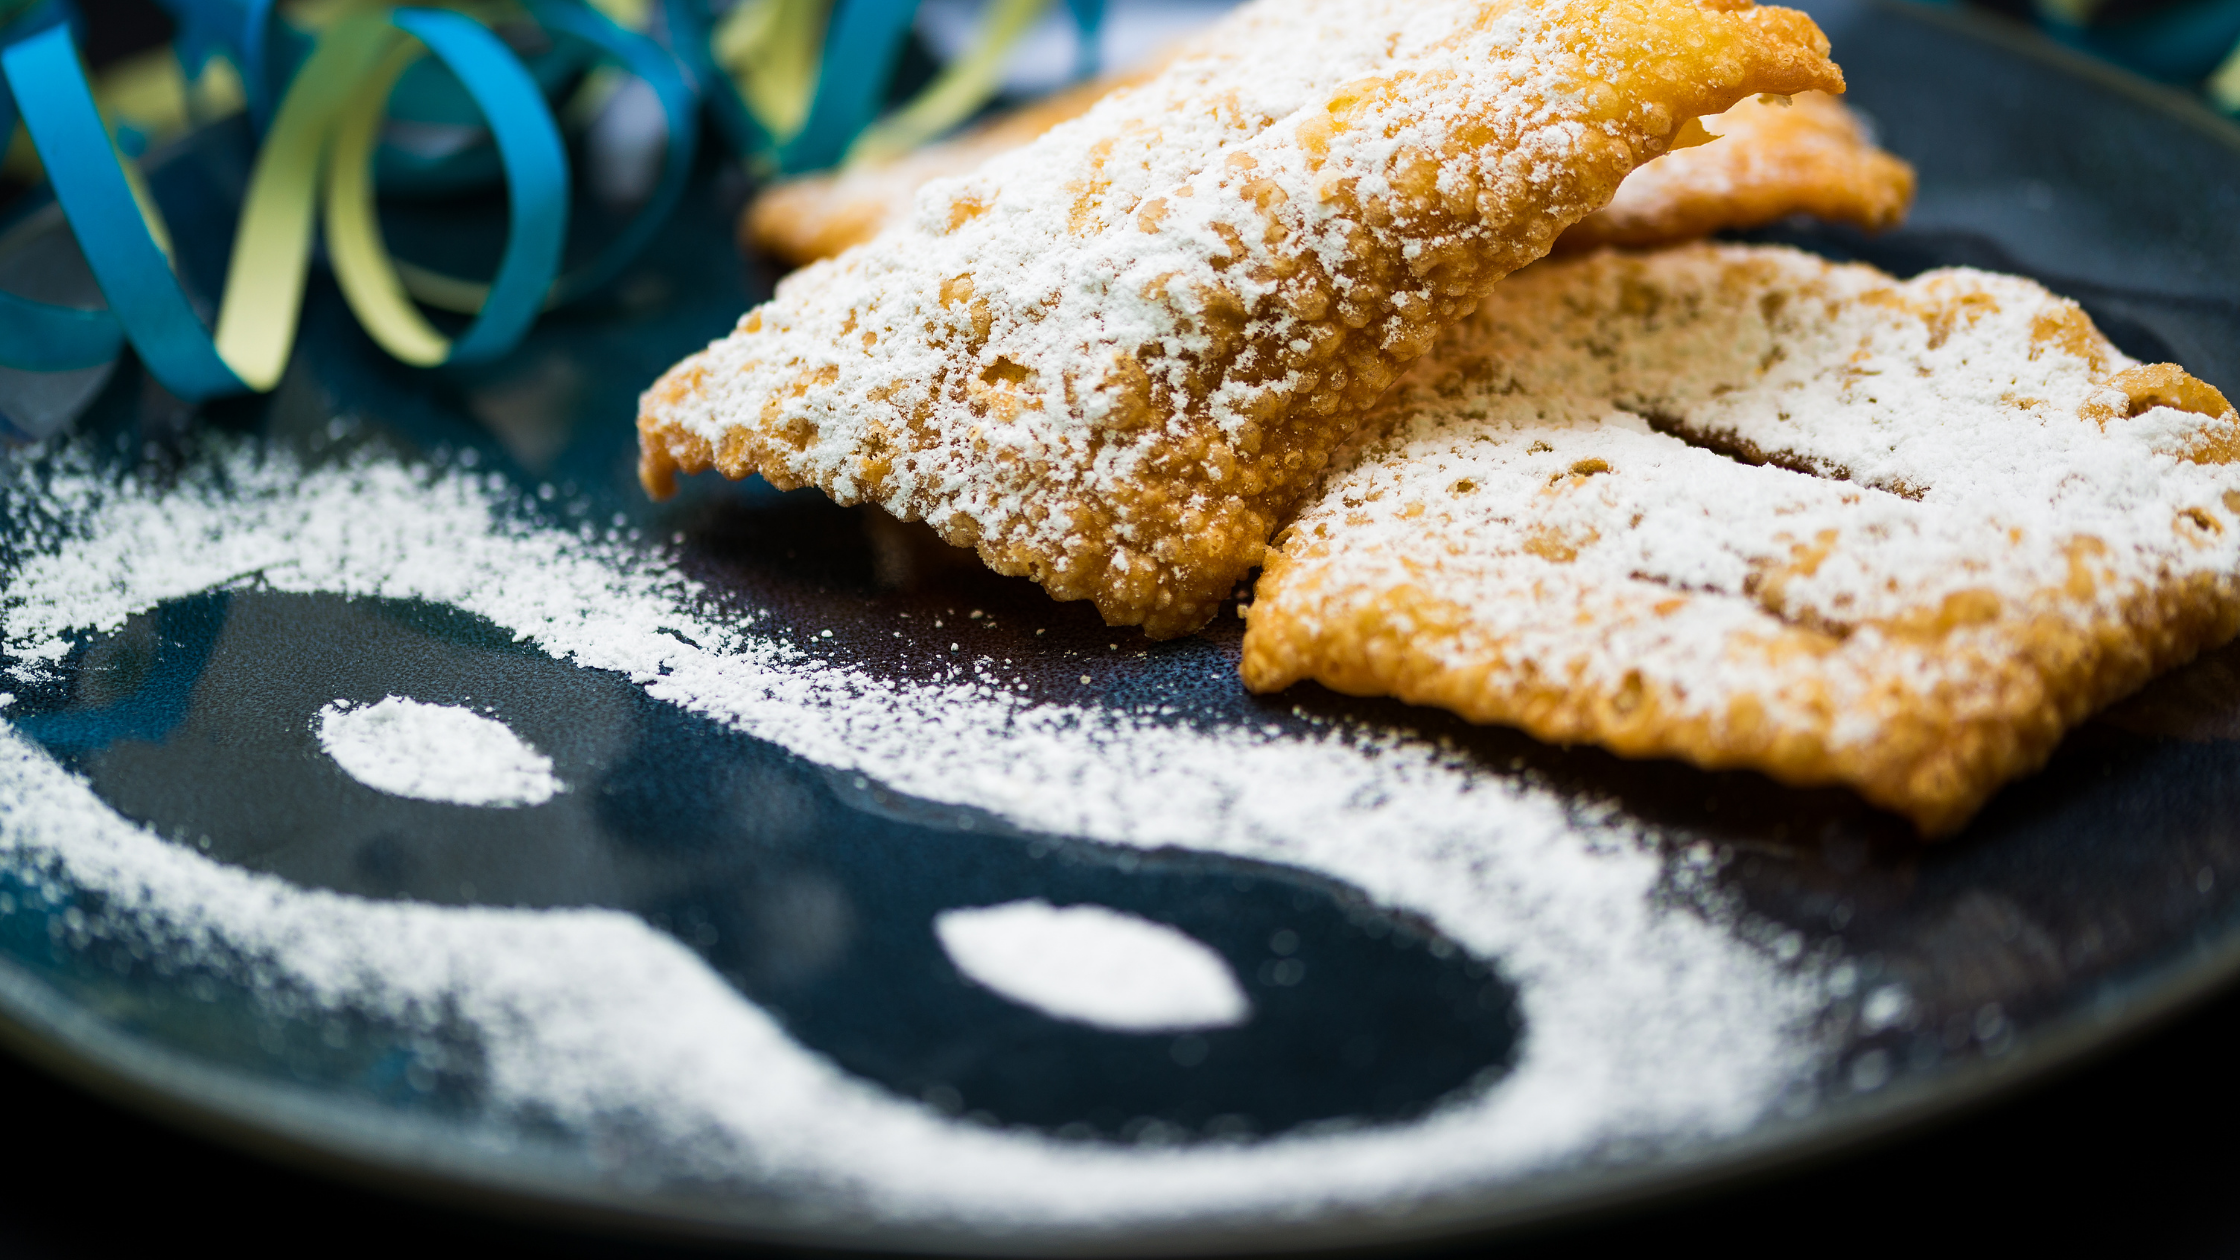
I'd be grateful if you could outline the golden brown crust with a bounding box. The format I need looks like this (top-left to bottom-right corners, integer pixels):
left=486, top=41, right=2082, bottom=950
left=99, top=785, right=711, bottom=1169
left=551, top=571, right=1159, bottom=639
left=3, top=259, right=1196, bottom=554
left=1239, top=244, right=2240, bottom=835
left=643, top=0, right=1844, bottom=639
left=742, top=86, right=1904, bottom=271
left=1554, top=89, right=1914, bottom=251
left=1245, top=552, right=2240, bottom=836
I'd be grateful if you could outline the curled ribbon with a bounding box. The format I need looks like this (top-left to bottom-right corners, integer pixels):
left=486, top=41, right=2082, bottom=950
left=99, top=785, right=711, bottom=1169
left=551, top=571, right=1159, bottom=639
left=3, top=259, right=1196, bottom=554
left=0, top=0, right=692, bottom=398
left=678, top=0, right=1105, bottom=175
left=0, top=0, right=1099, bottom=406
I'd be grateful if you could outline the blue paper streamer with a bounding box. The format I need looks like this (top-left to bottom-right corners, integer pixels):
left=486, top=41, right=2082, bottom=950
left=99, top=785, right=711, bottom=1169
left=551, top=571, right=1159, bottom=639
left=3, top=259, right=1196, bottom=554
left=672, top=0, right=1107, bottom=175
left=0, top=0, right=68, bottom=168
left=0, top=3, right=123, bottom=374
left=659, top=0, right=779, bottom=162
left=0, top=12, right=575, bottom=394
left=2042, top=0, right=2240, bottom=86
left=385, top=8, right=569, bottom=363
left=0, top=0, right=1103, bottom=395
left=4, top=24, right=246, bottom=397
left=0, top=289, right=122, bottom=372
left=150, top=0, right=304, bottom=131
left=1927, top=0, right=2240, bottom=112
left=1063, top=0, right=1100, bottom=75
left=531, top=0, right=699, bottom=304
left=780, top=0, right=921, bottom=173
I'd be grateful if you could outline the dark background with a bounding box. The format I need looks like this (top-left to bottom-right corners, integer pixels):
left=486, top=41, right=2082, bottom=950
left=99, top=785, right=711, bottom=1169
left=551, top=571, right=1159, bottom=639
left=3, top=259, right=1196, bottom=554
left=6, top=2, right=2236, bottom=1255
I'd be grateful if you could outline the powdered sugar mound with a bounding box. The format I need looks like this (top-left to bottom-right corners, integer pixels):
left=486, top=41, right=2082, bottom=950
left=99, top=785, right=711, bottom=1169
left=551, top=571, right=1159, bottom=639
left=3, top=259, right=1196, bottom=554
left=937, top=900, right=1250, bottom=1032
left=317, top=697, right=561, bottom=807
left=0, top=446, right=1826, bottom=1226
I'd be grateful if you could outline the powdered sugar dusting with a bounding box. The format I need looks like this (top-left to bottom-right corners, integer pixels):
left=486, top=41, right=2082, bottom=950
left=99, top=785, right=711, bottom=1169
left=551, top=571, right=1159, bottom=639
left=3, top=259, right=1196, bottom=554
left=318, top=697, right=561, bottom=808
left=1275, top=242, right=2240, bottom=690
left=640, top=0, right=1841, bottom=633
left=1248, top=243, right=2240, bottom=831
left=936, top=901, right=1250, bottom=1032
left=0, top=445, right=1828, bottom=1225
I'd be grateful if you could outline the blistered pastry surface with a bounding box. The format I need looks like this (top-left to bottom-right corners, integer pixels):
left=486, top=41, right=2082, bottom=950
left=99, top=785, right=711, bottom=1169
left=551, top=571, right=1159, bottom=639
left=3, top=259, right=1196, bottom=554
left=1243, top=244, right=2240, bottom=833
left=642, top=0, right=1842, bottom=636
left=747, top=88, right=1910, bottom=269
left=1555, top=88, right=1914, bottom=250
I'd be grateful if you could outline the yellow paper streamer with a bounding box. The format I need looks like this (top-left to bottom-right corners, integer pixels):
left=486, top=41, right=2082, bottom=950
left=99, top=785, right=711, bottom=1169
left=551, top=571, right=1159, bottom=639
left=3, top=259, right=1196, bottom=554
left=714, top=0, right=828, bottom=140
left=846, top=0, right=1051, bottom=164
left=214, top=12, right=396, bottom=388
left=322, top=31, right=456, bottom=366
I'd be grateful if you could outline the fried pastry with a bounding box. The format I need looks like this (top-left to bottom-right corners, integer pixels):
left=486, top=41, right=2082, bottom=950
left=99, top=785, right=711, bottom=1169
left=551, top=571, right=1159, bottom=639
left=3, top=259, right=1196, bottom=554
left=747, top=87, right=1908, bottom=269
left=1553, top=88, right=1913, bottom=250
left=1241, top=244, right=2240, bottom=834
left=642, top=0, right=1845, bottom=637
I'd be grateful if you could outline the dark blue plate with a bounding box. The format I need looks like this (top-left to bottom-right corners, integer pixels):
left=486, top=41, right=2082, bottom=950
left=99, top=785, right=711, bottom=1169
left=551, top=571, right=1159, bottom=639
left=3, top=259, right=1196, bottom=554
left=2, top=0, right=2239, bottom=1249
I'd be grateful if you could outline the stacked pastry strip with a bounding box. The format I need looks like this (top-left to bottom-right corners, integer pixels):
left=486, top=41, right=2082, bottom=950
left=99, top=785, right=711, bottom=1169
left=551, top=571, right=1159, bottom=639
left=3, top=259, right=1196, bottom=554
left=746, top=87, right=1911, bottom=270
left=1551, top=88, right=1912, bottom=250
left=641, top=0, right=1843, bottom=637
left=1241, top=244, right=2240, bottom=834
